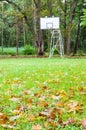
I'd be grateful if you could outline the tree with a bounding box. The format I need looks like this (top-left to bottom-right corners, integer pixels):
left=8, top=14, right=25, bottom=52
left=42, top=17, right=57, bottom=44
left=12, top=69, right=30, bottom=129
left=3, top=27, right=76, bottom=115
left=73, top=0, right=85, bottom=55
left=66, top=0, right=78, bottom=55
left=81, top=9, right=86, bottom=26
left=33, top=0, right=44, bottom=55
left=0, top=0, right=86, bottom=56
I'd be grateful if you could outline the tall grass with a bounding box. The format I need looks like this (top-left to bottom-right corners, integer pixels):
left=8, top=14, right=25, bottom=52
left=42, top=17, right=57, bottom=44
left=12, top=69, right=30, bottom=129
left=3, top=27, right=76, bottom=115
left=0, top=47, right=24, bottom=55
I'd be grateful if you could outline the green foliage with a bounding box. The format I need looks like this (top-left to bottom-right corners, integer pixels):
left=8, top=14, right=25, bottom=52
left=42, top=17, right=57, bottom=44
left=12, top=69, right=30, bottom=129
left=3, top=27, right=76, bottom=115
left=81, top=9, right=86, bottom=26
left=0, top=47, right=24, bottom=55
left=41, top=9, right=50, bottom=17
left=23, top=45, right=36, bottom=55
left=0, top=0, right=86, bottom=55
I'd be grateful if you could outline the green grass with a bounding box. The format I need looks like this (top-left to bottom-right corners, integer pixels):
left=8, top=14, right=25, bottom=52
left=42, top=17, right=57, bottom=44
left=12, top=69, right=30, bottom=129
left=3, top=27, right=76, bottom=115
left=0, top=47, right=24, bottom=55
left=0, top=58, right=86, bottom=130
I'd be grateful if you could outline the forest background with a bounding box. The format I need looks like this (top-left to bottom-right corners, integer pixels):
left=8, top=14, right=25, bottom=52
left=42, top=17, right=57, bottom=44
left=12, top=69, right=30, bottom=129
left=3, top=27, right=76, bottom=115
left=0, top=0, right=86, bottom=56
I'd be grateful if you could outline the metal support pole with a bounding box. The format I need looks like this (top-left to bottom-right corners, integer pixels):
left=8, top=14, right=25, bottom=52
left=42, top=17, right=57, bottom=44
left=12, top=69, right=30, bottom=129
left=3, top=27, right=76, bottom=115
left=49, top=29, right=64, bottom=58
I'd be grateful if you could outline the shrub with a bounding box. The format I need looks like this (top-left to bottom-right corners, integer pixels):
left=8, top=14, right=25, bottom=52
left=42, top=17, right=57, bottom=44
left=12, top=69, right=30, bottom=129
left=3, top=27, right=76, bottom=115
left=23, top=45, right=36, bottom=55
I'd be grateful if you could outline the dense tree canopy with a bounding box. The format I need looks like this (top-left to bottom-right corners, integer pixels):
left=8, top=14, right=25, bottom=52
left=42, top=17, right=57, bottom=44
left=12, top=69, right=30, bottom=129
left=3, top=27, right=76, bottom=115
left=0, top=0, right=86, bottom=56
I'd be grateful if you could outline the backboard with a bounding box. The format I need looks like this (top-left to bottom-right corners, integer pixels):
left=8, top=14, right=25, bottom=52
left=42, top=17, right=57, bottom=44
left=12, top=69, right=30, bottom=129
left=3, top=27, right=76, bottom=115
left=40, top=17, right=59, bottom=30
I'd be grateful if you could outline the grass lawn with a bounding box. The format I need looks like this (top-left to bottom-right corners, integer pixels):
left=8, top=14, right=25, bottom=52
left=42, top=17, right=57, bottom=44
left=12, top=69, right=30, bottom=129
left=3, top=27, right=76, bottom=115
left=0, top=58, right=86, bottom=130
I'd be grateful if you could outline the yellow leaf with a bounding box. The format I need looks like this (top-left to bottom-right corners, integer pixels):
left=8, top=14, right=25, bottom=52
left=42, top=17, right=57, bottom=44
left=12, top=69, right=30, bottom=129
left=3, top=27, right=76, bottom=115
left=28, top=114, right=35, bottom=121
left=12, top=110, right=20, bottom=115
left=32, top=124, right=42, bottom=130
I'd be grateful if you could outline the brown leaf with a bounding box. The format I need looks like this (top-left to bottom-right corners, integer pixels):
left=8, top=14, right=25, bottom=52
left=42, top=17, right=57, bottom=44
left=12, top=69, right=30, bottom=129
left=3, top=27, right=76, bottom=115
left=55, top=102, right=65, bottom=107
left=49, top=112, right=56, bottom=119
left=24, top=90, right=31, bottom=95
left=67, top=100, right=83, bottom=113
left=39, top=110, right=50, bottom=117
left=39, top=108, right=56, bottom=120
left=62, top=118, right=75, bottom=126
left=15, top=105, right=24, bottom=111
left=81, top=118, right=86, bottom=129
left=42, top=86, right=47, bottom=90
left=52, top=107, right=64, bottom=116
left=37, top=100, right=48, bottom=107
left=0, top=112, right=8, bottom=124
left=34, top=92, right=42, bottom=97
left=49, top=121, right=58, bottom=127
left=12, top=106, right=24, bottom=115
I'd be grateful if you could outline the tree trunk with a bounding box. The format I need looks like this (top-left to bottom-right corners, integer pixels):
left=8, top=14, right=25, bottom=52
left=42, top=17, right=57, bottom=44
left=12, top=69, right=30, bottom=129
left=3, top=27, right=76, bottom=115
left=66, top=0, right=78, bottom=55
left=67, top=23, right=71, bottom=55
left=73, top=0, right=84, bottom=55
left=1, top=25, right=4, bottom=55
left=23, top=18, right=26, bottom=46
left=33, top=0, right=44, bottom=56
left=8, top=32, right=11, bottom=48
left=36, top=30, right=44, bottom=55
left=64, top=0, right=67, bottom=54
left=73, top=22, right=80, bottom=55
left=16, top=24, right=19, bottom=55
left=1, top=2, right=4, bottom=55
left=2, top=0, right=44, bottom=56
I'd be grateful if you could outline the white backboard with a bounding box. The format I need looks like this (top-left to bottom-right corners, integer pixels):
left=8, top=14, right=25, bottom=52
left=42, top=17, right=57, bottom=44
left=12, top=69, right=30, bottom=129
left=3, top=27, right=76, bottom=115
left=40, top=17, right=60, bottom=30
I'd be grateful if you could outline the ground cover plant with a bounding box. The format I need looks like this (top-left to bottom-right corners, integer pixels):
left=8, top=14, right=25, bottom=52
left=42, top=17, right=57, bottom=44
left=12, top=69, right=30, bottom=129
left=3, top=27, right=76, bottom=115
left=0, top=58, right=86, bottom=130
left=0, top=47, right=24, bottom=56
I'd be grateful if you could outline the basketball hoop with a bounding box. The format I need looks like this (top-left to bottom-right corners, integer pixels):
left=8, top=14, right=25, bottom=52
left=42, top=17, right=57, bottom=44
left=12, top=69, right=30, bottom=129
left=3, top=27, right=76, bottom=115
left=40, top=17, right=59, bottom=30
left=40, top=17, right=64, bottom=57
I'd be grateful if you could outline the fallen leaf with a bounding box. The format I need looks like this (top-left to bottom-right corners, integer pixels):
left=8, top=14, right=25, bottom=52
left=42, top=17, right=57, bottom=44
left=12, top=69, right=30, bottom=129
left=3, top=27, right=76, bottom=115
left=27, top=98, right=33, bottom=104
left=9, top=115, right=20, bottom=121
left=79, top=87, right=86, bottom=95
left=62, top=118, right=75, bottom=126
left=55, top=102, right=65, bottom=107
left=58, top=90, right=67, bottom=97
left=39, top=110, right=50, bottom=117
left=12, top=110, right=20, bottom=115
left=52, top=95, right=60, bottom=100
left=37, top=100, right=48, bottom=107
left=28, top=114, right=35, bottom=121
left=10, top=97, right=21, bottom=102
left=11, top=106, right=24, bottom=115
left=81, top=118, right=86, bottom=129
left=24, top=90, right=32, bottom=95
left=0, top=112, right=8, bottom=124
left=32, top=124, right=42, bottom=130
left=67, top=100, right=83, bottom=113
left=34, top=92, right=42, bottom=97
left=1, top=124, right=15, bottom=129
left=42, top=86, right=47, bottom=90
left=39, top=108, right=56, bottom=120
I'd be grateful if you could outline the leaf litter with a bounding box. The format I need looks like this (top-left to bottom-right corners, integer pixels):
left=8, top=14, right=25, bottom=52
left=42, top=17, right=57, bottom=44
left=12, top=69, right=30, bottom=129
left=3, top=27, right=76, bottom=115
left=0, top=59, right=86, bottom=129
left=0, top=84, right=85, bottom=129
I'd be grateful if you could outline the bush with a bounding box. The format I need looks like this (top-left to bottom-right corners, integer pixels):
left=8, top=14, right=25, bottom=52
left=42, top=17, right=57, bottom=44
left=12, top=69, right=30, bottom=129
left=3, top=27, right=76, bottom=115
left=23, top=45, right=36, bottom=55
